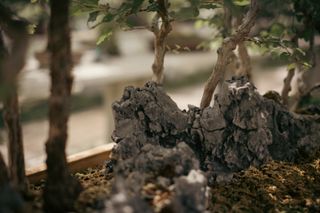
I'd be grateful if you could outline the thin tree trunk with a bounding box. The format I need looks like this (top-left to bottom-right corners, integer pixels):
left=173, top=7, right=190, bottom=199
left=0, top=3, right=28, bottom=191
left=151, top=0, right=172, bottom=84
left=0, top=152, right=9, bottom=188
left=291, top=31, right=315, bottom=111
left=216, top=4, right=239, bottom=94
left=3, top=91, right=25, bottom=190
left=43, top=0, right=82, bottom=211
left=200, top=0, right=258, bottom=109
left=237, top=41, right=252, bottom=80
left=235, top=16, right=252, bottom=81
left=281, top=67, right=295, bottom=106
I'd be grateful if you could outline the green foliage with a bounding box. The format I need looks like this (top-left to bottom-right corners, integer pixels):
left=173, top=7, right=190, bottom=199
left=71, top=0, right=224, bottom=44
left=70, top=0, right=319, bottom=74
left=232, top=0, right=250, bottom=6
left=96, top=30, right=112, bottom=45
left=249, top=35, right=311, bottom=71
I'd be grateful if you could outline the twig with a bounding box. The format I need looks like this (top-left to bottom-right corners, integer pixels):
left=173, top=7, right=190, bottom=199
left=200, top=0, right=258, bottom=108
left=281, top=67, right=295, bottom=106
left=151, top=0, right=172, bottom=84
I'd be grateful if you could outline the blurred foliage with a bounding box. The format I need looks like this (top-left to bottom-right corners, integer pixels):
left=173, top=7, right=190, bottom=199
left=251, top=0, right=320, bottom=71
left=71, top=0, right=222, bottom=44
left=0, top=0, right=49, bottom=35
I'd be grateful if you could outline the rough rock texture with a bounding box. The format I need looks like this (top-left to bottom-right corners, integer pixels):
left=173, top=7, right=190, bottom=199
left=197, top=77, right=320, bottom=182
left=106, top=78, right=320, bottom=212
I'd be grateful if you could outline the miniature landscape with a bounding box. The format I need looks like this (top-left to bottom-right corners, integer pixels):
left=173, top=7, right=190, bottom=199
left=1, top=0, right=320, bottom=213
left=25, top=79, right=320, bottom=213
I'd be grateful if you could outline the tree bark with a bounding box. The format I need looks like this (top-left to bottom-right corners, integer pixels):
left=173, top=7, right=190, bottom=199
left=237, top=41, right=252, bottom=80
left=43, top=0, right=82, bottom=211
left=0, top=3, right=28, bottom=191
left=290, top=32, right=316, bottom=111
left=151, top=0, right=172, bottom=84
left=0, top=152, right=24, bottom=213
left=281, top=67, right=295, bottom=106
left=0, top=152, right=9, bottom=188
left=200, top=0, right=258, bottom=109
left=217, top=4, right=240, bottom=94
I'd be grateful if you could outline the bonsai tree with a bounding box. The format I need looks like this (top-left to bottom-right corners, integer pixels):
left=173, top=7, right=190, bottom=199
left=76, top=0, right=260, bottom=108
left=72, top=0, right=203, bottom=84
left=200, top=0, right=258, bottom=108
left=246, top=0, right=320, bottom=109
left=43, top=0, right=82, bottom=211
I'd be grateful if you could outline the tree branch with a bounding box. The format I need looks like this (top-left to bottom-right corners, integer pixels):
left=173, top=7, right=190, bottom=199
left=200, top=0, right=258, bottom=109
left=281, top=67, right=295, bottom=106
left=151, top=0, right=172, bottom=84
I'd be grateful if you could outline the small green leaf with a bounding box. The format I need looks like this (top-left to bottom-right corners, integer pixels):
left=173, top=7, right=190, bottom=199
left=270, top=23, right=285, bottom=37
left=200, top=3, right=221, bottom=9
left=131, top=0, right=144, bottom=13
left=27, top=24, right=37, bottom=34
left=145, top=2, right=158, bottom=12
left=96, top=31, right=113, bottom=45
left=295, top=48, right=306, bottom=56
left=88, top=11, right=100, bottom=23
left=233, top=0, right=250, bottom=6
left=279, top=51, right=290, bottom=61
left=103, top=13, right=116, bottom=22
left=287, top=63, right=296, bottom=71
left=302, top=62, right=312, bottom=69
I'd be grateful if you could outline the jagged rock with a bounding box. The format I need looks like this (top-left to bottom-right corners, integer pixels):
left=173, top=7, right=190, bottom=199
left=107, top=77, right=320, bottom=212
left=162, top=170, right=208, bottom=213
left=111, top=82, right=189, bottom=159
left=194, top=76, right=320, bottom=182
left=104, top=179, right=153, bottom=213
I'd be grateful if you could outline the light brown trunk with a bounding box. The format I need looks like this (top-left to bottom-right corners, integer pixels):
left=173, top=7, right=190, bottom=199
left=151, top=0, right=172, bottom=84
left=200, top=0, right=258, bottom=109
left=237, top=41, right=252, bottom=80
left=281, top=67, right=295, bottom=106
left=43, top=0, right=82, bottom=211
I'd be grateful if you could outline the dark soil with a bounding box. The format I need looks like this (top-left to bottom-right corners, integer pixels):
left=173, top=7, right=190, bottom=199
left=27, top=157, right=320, bottom=212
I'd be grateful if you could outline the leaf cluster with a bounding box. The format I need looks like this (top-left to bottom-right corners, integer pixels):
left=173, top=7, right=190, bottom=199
left=71, top=0, right=224, bottom=44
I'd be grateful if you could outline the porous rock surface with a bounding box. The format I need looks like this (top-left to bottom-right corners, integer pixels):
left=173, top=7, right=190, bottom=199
left=105, top=78, right=320, bottom=212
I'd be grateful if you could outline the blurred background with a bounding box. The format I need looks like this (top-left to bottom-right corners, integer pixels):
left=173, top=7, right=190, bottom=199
left=0, top=0, right=319, bottom=169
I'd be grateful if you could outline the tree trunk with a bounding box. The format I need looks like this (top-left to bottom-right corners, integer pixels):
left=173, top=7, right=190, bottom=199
left=237, top=41, right=252, bottom=80
left=3, top=92, right=25, bottom=190
left=200, top=0, right=258, bottom=109
left=0, top=152, right=24, bottom=213
left=290, top=32, right=316, bottom=111
left=0, top=152, right=9, bottom=188
left=43, top=0, right=82, bottom=211
left=151, top=0, right=172, bottom=84
left=281, top=67, right=295, bottom=106
left=0, top=3, right=28, bottom=191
